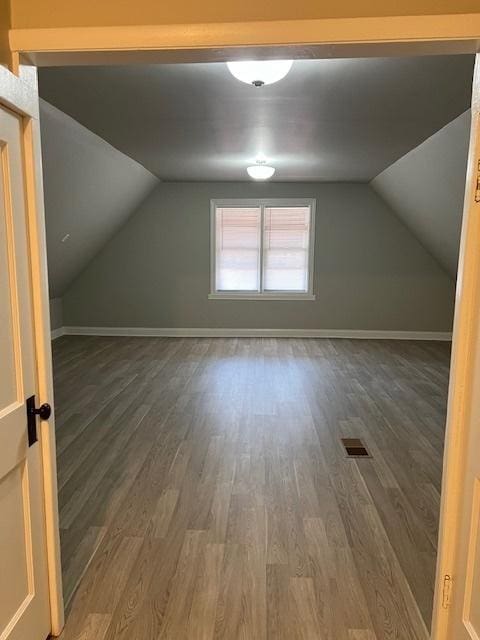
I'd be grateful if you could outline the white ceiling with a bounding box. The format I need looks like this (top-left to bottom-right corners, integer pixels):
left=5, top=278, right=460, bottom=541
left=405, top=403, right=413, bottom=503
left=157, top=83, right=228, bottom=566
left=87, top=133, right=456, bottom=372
left=39, top=55, right=474, bottom=182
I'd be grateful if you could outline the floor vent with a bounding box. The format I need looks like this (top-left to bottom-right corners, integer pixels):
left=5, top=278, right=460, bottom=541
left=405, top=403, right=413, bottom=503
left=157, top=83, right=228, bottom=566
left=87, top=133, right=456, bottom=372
left=341, top=438, right=371, bottom=458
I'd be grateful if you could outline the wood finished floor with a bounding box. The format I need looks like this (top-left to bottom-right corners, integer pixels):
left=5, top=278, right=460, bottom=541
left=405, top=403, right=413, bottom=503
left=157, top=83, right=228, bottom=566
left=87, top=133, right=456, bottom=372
left=52, top=336, right=451, bottom=640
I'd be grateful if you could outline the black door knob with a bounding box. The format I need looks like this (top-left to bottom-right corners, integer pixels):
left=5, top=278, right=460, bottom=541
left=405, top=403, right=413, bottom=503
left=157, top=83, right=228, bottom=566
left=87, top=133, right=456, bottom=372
left=26, top=396, right=52, bottom=447
left=37, top=403, right=52, bottom=421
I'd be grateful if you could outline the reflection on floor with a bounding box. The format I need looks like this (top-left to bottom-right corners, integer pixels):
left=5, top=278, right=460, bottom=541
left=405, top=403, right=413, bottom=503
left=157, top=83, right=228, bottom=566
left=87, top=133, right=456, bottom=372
left=53, top=336, right=450, bottom=640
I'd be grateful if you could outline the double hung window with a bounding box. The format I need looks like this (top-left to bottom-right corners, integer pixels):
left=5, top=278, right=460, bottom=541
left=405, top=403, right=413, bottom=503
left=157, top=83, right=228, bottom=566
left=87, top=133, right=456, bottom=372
left=210, top=199, right=315, bottom=299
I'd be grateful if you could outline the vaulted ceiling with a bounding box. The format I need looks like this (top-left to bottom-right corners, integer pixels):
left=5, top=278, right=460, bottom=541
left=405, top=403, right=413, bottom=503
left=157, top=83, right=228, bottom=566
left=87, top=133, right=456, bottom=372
left=40, top=55, right=473, bottom=304
left=38, top=55, right=474, bottom=183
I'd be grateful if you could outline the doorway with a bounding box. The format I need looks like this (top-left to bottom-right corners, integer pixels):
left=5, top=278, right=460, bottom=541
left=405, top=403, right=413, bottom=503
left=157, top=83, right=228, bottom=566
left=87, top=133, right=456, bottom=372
left=38, top=53, right=472, bottom=639
left=0, top=23, right=480, bottom=640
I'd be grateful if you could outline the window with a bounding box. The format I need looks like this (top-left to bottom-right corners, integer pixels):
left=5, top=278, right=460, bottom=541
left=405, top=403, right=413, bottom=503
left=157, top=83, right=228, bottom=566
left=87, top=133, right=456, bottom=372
left=210, top=199, right=315, bottom=299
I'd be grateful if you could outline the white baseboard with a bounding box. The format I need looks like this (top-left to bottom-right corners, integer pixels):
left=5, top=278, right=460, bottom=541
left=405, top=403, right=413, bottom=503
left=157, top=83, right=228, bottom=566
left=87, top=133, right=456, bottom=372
left=51, top=327, right=66, bottom=340
left=56, top=326, right=452, bottom=341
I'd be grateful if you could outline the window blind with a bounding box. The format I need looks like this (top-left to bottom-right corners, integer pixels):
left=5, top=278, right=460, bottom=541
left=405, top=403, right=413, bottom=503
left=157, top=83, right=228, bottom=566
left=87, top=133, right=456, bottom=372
left=215, top=207, right=261, bottom=291
left=263, top=207, right=311, bottom=291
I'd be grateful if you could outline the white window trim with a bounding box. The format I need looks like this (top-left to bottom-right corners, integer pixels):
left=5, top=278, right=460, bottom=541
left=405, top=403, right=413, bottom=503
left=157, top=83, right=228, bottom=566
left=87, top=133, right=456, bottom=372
left=209, top=198, right=316, bottom=300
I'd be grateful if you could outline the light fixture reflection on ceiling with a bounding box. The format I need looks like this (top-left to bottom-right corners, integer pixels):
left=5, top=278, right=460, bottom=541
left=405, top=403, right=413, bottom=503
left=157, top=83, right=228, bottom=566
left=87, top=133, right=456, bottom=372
left=227, top=60, right=293, bottom=86
left=247, top=160, right=276, bottom=180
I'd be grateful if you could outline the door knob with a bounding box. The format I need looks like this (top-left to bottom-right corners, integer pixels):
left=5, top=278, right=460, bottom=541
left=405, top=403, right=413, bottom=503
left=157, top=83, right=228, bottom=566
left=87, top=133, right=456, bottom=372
left=26, top=395, right=52, bottom=446
left=35, top=403, right=52, bottom=421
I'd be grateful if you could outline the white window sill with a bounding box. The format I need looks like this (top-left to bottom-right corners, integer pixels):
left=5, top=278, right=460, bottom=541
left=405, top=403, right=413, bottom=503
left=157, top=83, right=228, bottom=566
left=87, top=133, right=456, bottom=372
left=208, top=293, right=316, bottom=301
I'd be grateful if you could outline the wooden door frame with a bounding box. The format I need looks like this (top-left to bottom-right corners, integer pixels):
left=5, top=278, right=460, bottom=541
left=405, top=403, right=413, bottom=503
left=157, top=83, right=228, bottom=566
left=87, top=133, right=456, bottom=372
left=2, top=14, right=480, bottom=638
left=432, top=62, right=480, bottom=640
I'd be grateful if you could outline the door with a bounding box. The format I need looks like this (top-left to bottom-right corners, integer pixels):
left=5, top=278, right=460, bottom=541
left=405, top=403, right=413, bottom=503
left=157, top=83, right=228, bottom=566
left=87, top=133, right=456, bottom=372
left=432, top=54, right=480, bottom=639
left=0, top=103, right=51, bottom=638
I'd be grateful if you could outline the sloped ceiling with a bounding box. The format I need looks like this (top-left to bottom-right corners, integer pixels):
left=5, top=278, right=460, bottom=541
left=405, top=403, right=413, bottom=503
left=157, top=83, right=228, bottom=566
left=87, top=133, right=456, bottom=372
left=372, top=110, right=471, bottom=278
left=40, top=57, right=472, bottom=305
left=38, top=55, right=474, bottom=182
left=40, top=99, right=158, bottom=297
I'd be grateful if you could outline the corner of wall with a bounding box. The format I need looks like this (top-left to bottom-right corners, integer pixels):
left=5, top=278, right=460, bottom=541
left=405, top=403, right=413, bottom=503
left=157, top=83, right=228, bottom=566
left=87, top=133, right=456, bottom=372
left=49, top=297, right=64, bottom=332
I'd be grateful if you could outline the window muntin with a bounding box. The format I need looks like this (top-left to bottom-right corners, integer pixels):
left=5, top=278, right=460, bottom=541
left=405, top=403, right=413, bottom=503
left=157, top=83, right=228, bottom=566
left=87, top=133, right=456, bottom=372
left=211, top=199, right=315, bottom=299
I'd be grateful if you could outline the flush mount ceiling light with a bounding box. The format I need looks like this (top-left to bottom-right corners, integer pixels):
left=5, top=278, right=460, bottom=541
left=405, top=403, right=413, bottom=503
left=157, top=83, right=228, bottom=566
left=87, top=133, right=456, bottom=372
left=247, top=160, right=276, bottom=180
left=227, top=60, right=293, bottom=86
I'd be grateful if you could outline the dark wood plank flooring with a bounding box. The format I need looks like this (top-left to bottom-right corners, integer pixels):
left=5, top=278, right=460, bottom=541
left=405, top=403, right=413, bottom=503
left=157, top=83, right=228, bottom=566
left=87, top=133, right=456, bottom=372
left=52, top=336, right=451, bottom=639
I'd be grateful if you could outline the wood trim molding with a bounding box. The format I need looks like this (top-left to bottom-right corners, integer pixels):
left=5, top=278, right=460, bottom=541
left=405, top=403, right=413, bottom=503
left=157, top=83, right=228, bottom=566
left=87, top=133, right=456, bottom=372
left=9, top=14, right=480, bottom=50
left=8, top=14, right=480, bottom=67
left=431, top=60, right=480, bottom=640
left=22, top=104, right=64, bottom=635
left=53, top=326, right=453, bottom=341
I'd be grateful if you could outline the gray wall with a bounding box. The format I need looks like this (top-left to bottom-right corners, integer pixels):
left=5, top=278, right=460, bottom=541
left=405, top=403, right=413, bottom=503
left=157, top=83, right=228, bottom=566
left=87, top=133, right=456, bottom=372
left=63, top=182, right=455, bottom=332
left=49, top=297, right=63, bottom=331
left=372, top=110, right=471, bottom=277
left=40, top=100, right=159, bottom=298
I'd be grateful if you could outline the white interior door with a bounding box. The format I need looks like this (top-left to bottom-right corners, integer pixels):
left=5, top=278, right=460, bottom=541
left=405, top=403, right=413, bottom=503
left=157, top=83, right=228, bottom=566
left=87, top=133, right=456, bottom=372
left=0, top=102, right=51, bottom=639
left=432, top=54, right=480, bottom=640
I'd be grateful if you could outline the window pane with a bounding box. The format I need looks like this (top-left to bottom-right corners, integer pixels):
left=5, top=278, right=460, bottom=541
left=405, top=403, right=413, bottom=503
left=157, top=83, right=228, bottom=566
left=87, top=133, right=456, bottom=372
left=215, top=207, right=261, bottom=291
left=263, top=206, right=311, bottom=291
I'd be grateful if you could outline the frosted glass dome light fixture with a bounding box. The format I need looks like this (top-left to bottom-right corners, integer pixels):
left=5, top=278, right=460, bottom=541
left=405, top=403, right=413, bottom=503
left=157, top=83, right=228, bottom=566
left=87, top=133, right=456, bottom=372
left=227, top=60, right=293, bottom=86
left=247, top=160, right=275, bottom=180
